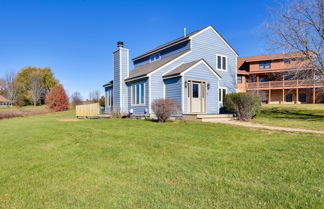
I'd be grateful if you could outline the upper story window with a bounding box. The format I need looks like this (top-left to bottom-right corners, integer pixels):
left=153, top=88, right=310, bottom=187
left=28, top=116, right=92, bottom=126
left=216, top=55, right=227, bottom=71
left=259, top=61, right=271, bottom=69
left=237, top=75, right=243, bottom=83
left=284, top=59, right=291, bottom=64
left=150, top=53, right=161, bottom=62
left=131, top=83, right=145, bottom=105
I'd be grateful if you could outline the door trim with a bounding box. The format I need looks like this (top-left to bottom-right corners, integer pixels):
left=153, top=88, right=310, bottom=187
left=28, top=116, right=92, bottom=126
left=186, top=79, right=207, bottom=114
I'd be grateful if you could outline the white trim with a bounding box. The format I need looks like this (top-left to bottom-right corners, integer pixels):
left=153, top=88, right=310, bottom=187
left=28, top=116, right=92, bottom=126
left=119, top=51, right=122, bottom=109
left=162, top=62, right=185, bottom=76
left=219, top=86, right=228, bottom=104
left=217, top=80, right=220, bottom=113
left=132, top=39, right=189, bottom=61
left=148, top=78, right=151, bottom=114
left=131, top=82, right=145, bottom=106
left=181, top=77, right=185, bottom=113
left=216, top=54, right=228, bottom=72
left=147, top=50, right=192, bottom=77
left=189, top=26, right=238, bottom=56
left=163, top=80, right=166, bottom=99
left=180, top=59, right=222, bottom=80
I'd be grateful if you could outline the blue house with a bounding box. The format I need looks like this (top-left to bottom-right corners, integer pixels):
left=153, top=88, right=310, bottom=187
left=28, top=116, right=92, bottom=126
left=103, top=26, right=238, bottom=117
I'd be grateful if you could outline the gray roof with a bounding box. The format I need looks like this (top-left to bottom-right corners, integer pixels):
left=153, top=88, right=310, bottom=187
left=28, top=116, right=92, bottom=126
left=103, top=80, right=113, bottom=87
left=126, top=50, right=189, bottom=81
left=163, top=59, right=221, bottom=79
left=132, top=25, right=238, bottom=61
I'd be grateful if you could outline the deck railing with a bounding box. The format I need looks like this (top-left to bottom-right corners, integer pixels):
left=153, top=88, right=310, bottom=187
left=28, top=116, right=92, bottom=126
left=246, top=79, right=324, bottom=90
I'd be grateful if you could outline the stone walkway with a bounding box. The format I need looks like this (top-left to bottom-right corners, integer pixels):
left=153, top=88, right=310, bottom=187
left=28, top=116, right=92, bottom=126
left=212, top=120, right=324, bottom=135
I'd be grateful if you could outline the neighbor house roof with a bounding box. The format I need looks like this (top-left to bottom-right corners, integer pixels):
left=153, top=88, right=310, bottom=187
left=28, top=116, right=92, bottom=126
left=238, top=52, right=302, bottom=66
left=0, top=95, right=9, bottom=102
left=125, top=50, right=190, bottom=81
left=132, top=25, right=238, bottom=61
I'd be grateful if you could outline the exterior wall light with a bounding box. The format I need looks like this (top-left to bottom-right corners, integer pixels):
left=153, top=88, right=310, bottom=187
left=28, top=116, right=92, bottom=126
left=207, top=83, right=210, bottom=90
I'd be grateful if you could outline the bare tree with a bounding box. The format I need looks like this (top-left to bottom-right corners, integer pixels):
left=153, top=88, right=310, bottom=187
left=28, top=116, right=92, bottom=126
left=29, top=71, right=45, bottom=106
left=266, top=0, right=324, bottom=81
left=70, top=91, right=83, bottom=105
left=4, top=71, right=20, bottom=105
left=89, top=90, right=101, bottom=102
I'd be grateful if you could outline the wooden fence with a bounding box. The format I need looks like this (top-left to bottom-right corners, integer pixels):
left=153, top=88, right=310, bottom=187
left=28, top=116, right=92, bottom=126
left=76, top=103, right=101, bottom=118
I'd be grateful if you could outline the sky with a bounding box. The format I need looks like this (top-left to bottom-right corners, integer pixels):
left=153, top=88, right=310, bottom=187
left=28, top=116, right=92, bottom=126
left=0, top=0, right=278, bottom=99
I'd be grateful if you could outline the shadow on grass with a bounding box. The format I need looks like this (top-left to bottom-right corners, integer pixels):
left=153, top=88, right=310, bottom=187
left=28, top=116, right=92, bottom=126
left=260, top=107, right=324, bottom=121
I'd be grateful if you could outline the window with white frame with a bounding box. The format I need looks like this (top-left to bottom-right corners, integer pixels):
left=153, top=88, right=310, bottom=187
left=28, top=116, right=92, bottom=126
left=132, top=83, right=145, bottom=105
left=150, top=53, right=161, bottom=62
left=218, top=87, right=227, bottom=103
left=216, top=55, right=227, bottom=71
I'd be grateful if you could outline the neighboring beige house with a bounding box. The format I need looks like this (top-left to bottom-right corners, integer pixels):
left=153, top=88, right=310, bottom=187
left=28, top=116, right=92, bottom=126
left=0, top=95, right=11, bottom=106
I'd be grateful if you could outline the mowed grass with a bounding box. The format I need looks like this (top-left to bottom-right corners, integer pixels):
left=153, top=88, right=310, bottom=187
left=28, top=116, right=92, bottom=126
left=0, top=111, right=323, bottom=209
left=253, top=104, right=324, bottom=131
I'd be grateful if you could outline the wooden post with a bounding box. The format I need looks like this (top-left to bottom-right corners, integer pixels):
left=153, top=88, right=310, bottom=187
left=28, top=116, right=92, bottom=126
left=296, top=88, right=299, bottom=104
left=313, top=88, right=316, bottom=104
left=268, top=89, right=271, bottom=104
left=257, top=75, right=260, bottom=95
left=282, top=89, right=285, bottom=104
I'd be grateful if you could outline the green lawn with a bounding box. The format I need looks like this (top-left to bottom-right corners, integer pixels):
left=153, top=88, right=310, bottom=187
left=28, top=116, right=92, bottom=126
left=253, top=104, right=324, bottom=131
left=0, top=111, right=323, bottom=208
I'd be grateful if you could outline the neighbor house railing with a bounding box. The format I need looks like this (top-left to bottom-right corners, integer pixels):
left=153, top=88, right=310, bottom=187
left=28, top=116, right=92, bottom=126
left=246, top=79, right=324, bottom=90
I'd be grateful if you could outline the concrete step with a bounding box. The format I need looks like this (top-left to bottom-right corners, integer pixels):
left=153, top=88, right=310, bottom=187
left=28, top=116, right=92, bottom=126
left=201, top=117, right=233, bottom=122
left=196, top=114, right=233, bottom=119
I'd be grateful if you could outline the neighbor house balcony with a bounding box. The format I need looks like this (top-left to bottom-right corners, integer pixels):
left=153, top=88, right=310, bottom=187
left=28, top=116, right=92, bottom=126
left=246, top=79, right=324, bottom=90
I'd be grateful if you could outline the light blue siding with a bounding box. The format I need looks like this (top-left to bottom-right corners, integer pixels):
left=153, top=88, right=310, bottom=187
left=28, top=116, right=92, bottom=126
left=164, top=77, right=182, bottom=106
left=150, top=27, right=237, bottom=113
left=113, top=48, right=129, bottom=112
left=127, top=78, right=149, bottom=115
left=134, top=41, right=190, bottom=67
left=104, top=86, right=113, bottom=113
left=183, top=63, right=219, bottom=114
left=113, top=50, right=120, bottom=109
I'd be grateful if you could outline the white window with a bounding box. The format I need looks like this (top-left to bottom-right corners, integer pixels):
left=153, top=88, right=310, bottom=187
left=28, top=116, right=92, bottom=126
left=216, top=54, right=227, bottom=71
left=218, top=87, right=227, bottom=103
left=150, top=53, right=161, bottom=62
left=132, top=83, right=145, bottom=105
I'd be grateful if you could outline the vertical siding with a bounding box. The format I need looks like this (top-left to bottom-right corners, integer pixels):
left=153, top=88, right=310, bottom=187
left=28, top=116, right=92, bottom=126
left=113, top=50, right=120, bottom=109
left=104, top=87, right=113, bottom=113
left=113, top=48, right=129, bottom=112
left=183, top=63, right=219, bottom=114
left=164, top=77, right=182, bottom=106
left=127, top=78, right=149, bottom=115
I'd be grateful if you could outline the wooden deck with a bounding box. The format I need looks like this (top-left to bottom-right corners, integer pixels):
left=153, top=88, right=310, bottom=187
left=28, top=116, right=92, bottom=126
left=247, top=79, right=324, bottom=90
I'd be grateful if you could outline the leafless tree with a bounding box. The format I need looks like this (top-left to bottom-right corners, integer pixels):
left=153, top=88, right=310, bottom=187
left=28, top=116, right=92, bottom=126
left=29, top=71, right=45, bottom=106
left=70, top=91, right=83, bottom=105
left=89, top=90, right=101, bottom=102
left=4, top=71, right=20, bottom=105
left=266, top=0, right=324, bottom=83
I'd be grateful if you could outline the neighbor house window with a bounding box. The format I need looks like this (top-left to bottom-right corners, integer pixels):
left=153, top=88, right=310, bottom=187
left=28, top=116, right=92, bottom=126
left=237, top=75, right=243, bottom=83
left=286, top=94, right=293, bottom=102
left=216, top=55, right=227, bottom=71
left=259, top=61, right=271, bottom=69
left=150, top=53, right=161, bottom=62
left=284, top=59, right=291, bottom=64
left=219, top=87, right=227, bottom=103
left=132, top=83, right=145, bottom=105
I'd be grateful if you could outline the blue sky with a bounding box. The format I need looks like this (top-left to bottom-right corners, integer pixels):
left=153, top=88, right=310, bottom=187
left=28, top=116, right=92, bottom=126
left=0, top=0, right=277, bottom=98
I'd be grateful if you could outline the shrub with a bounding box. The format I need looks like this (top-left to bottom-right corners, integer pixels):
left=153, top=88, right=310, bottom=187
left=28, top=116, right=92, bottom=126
left=151, top=98, right=181, bottom=122
left=224, top=92, right=261, bottom=121
left=99, top=96, right=105, bottom=107
left=111, top=108, right=123, bottom=118
left=46, top=85, right=69, bottom=111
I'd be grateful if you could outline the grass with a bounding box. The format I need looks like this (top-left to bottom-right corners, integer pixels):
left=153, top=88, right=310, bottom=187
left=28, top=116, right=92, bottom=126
left=0, top=111, right=323, bottom=209
left=253, top=104, right=324, bottom=131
